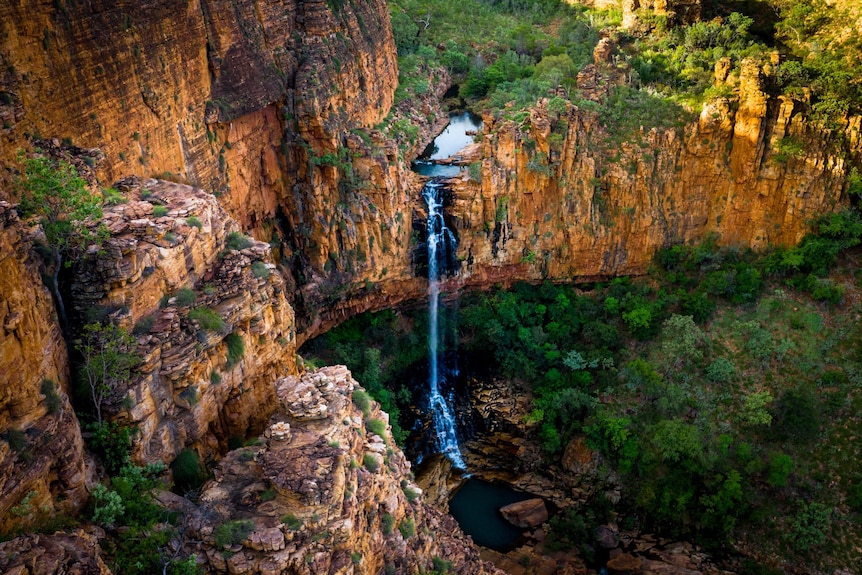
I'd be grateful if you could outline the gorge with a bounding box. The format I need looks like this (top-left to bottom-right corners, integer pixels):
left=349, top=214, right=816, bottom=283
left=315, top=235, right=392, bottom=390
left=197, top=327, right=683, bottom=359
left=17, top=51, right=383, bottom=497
left=1, top=0, right=861, bottom=573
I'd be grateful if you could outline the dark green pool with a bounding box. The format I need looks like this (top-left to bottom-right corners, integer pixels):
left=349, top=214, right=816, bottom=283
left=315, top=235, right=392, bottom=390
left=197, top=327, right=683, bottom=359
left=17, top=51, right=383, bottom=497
left=448, top=477, right=535, bottom=551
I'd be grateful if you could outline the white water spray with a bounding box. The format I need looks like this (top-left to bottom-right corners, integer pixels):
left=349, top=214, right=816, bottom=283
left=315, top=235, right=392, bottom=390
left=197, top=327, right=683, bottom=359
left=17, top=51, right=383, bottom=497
left=423, top=181, right=466, bottom=470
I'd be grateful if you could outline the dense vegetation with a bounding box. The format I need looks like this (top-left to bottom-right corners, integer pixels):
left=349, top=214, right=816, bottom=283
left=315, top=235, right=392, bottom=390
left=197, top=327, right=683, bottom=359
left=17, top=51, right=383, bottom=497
left=303, top=209, right=862, bottom=571
left=388, top=0, right=862, bottom=129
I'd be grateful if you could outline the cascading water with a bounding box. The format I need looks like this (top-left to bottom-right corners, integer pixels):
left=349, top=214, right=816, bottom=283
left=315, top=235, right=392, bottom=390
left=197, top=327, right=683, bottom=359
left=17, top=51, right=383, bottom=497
left=423, top=181, right=466, bottom=470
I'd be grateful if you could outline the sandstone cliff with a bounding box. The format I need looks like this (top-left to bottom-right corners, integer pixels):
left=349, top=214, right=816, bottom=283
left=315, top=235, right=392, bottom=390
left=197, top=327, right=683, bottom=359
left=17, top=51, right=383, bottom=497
left=0, top=0, right=402, bottom=311
left=0, top=202, right=88, bottom=535
left=68, top=178, right=298, bottom=465
left=177, top=366, right=504, bottom=575
left=4, top=0, right=856, bottom=348
left=0, top=528, right=111, bottom=575
left=0, top=1, right=860, bottom=568
left=438, top=56, right=860, bottom=294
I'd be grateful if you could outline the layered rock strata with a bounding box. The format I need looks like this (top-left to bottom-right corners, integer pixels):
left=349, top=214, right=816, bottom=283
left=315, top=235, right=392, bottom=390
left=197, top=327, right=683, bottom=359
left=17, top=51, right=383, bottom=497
left=0, top=202, right=88, bottom=535
left=294, top=51, right=861, bottom=341
left=0, top=0, right=395, bottom=201
left=0, top=528, right=111, bottom=575
left=178, top=366, right=504, bottom=575
left=69, top=178, right=297, bottom=464
left=445, top=57, right=859, bottom=292
left=2, top=0, right=858, bottom=345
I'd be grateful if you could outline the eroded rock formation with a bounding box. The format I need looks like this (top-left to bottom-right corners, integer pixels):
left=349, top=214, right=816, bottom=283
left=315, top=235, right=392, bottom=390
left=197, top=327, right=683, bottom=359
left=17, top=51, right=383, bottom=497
left=445, top=55, right=859, bottom=293
left=0, top=528, right=111, bottom=575
left=178, top=366, right=504, bottom=575
left=69, top=178, right=297, bottom=464
left=0, top=202, right=88, bottom=535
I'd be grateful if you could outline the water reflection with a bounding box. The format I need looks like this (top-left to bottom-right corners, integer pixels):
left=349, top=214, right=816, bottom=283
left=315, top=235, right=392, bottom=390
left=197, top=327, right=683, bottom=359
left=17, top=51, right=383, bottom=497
left=412, top=111, right=483, bottom=177
left=422, top=111, right=483, bottom=161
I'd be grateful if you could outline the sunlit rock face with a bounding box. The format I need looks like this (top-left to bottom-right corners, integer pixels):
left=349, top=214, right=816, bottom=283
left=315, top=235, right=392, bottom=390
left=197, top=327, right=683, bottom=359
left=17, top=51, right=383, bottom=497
left=69, top=178, right=298, bottom=464
left=179, top=366, right=505, bottom=575
left=0, top=203, right=88, bottom=535
left=445, top=55, right=857, bottom=293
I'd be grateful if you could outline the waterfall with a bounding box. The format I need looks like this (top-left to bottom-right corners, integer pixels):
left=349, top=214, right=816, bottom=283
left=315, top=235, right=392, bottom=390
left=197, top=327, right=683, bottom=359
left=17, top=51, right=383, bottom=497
left=423, top=181, right=466, bottom=470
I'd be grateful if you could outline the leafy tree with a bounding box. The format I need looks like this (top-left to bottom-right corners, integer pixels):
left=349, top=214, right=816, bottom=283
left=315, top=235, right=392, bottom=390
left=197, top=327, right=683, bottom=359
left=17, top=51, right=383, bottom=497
left=390, top=7, right=420, bottom=54
left=77, top=322, right=138, bottom=425
left=534, top=53, right=577, bottom=87
left=91, top=483, right=124, bottom=528
left=17, top=154, right=106, bottom=327
left=661, top=314, right=705, bottom=366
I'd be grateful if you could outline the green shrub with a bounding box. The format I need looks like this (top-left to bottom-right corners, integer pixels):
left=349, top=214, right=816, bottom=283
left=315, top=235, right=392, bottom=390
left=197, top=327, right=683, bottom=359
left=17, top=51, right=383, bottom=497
left=381, top=513, right=395, bottom=535
left=398, top=517, right=415, bottom=538
left=103, top=187, right=127, bottom=206
left=210, top=370, right=222, bottom=385
left=152, top=205, right=168, bottom=217
left=259, top=488, right=276, bottom=502
left=40, top=379, right=62, bottom=414
left=214, top=520, right=254, bottom=549
left=174, top=288, right=197, bottom=306
left=186, top=216, right=202, bottom=229
left=10, top=490, right=37, bottom=518
left=250, top=261, right=270, bottom=279
left=179, top=386, right=198, bottom=406
left=225, top=333, right=245, bottom=368
left=403, top=486, right=420, bottom=503
left=705, top=357, right=735, bottom=384
left=6, top=427, right=27, bottom=452
left=225, top=232, right=253, bottom=251
left=365, top=418, right=386, bottom=437
left=767, top=452, right=794, bottom=487
left=91, top=483, right=124, bottom=527
left=352, top=389, right=372, bottom=416
left=171, top=448, right=206, bottom=493
left=132, top=315, right=156, bottom=335
left=784, top=502, right=832, bottom=551
left=362, top=454, right=380, bottom=473
left=282, top=513, right=303, bottom=530
left=86, top=421, right=134, bottom=475
left=432, top=557, right=454, bottom=575
left=187, top=307, right=225, bottom=332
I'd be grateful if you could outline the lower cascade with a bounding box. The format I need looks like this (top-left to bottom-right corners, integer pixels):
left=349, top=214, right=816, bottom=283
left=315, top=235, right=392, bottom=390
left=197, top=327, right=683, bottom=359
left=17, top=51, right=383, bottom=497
left=423, top=180, right=466, bottom=470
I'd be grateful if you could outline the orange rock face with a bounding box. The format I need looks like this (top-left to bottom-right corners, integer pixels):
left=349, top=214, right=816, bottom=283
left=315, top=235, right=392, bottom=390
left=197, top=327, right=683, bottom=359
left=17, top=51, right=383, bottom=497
left=182, top=366, right=505, bottom=575
left=444, top=64, right=857, bottom=293
left=0, top=0, right=858, bottom=547
left=0, top=203, right=88, bottom=535
left=0, top=0, right=397, bottom=235
left=68, top=179, right=299, bottom=464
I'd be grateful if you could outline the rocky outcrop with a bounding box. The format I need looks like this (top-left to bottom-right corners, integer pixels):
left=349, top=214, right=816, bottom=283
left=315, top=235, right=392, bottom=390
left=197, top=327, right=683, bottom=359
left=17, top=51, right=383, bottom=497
left=499, top=499, right=549, bottom=529
left=445, top=57, right=857, bottom=292
left=0, top=202, right=88, bottom=535
left=3, top=0, right=856, bottom=348
left=0, top=528, right=111, bottom=575
left=177, top=366, right=504, bottom=575
left=621, top=0, right=702, bottom=29
left=291, top=51, right=861, bottom=343
left=0, top=0, right=403, bottom=316
left=69, top=178, right=297, bottom=464
left=0, top=0, right=395, bottom=199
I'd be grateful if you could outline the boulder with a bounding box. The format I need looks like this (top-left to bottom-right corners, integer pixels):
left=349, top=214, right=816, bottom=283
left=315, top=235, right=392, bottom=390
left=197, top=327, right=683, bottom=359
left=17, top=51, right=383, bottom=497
left=596, top=524, right=620, bottom=549
left=499, top=498, right=548, bottom=528
left=607, top=553, right=643, bottom=575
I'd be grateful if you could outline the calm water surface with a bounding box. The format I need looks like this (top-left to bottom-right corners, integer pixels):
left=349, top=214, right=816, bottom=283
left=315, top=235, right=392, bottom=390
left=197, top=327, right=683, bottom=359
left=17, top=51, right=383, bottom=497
left=448, top=477, right=535, bottom=551
left=412, top=111, right=482, bottom=177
